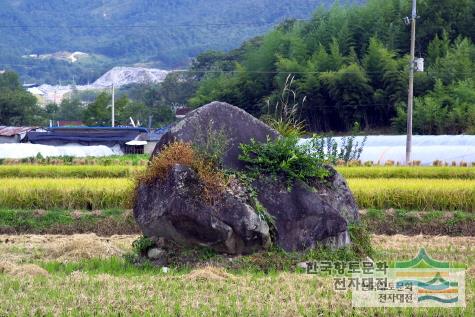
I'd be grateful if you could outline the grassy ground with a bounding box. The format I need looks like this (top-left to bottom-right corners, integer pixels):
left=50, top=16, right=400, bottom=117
left=362, top=209, right=475, bottom=235
left=0, top=234, right=473, bottom=316
left=1, top=164, right=473, bottom=315
left=2, top=208, right=475, bottom=237
left=0, top=209, right=138, bottom=235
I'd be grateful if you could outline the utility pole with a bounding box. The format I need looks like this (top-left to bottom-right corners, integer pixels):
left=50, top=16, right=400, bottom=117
left=406, top=0, right=417, bottom=165
left=111, top=83, right=115, bottom=127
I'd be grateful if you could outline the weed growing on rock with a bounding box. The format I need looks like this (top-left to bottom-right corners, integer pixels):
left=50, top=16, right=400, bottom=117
left=192, top=120, right=231, bottom=168
left=262, top=74, right=306, bottom=138
left=137, top=142, right=227, bottom=204
left=227, top=171, right=277, bottom=238
left=139, top=142, right=195, bottom=183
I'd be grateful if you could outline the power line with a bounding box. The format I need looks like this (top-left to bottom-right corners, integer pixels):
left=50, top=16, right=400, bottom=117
left=2, top=65, right=474, bottom=75
left=0, top=19, right=311, bottom=29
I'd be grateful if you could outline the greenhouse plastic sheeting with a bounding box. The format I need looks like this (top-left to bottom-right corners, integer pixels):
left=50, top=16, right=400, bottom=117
left=0, top=143, right=122, bottom=159
left=300, top=135, right=475, bottom=165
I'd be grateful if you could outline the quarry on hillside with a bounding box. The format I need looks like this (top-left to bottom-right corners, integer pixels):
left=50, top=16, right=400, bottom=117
left=27, top=66, right=170, bottom=104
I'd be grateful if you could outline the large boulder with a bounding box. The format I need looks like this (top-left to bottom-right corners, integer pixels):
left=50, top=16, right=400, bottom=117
left=152, top=101, right=279, bottom=170
left=134, top=164, right=271, bottom=255
left=138, top=101, right=359, bottom=253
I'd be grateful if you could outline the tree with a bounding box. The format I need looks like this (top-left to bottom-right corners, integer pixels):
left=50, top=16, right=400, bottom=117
left=159, top=73, right=198, bottom=108
left=0, top=71, right=43, bottom=126
left=58, top=97, right=84, bottom=121
left=83, top=92, right=111, bottom=126
left=320, top=63, right=374, bottom=130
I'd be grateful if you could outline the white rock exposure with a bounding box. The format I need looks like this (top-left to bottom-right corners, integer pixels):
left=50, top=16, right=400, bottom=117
left=92, top=67, right=169, bottom=88
left=28, top=66, right=170, bottom=104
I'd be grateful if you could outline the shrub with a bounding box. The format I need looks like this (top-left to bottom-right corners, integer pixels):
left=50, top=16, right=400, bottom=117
left=132, top=236, right=155, bottom=256
left=317, top=124, right=367, bottom=164
left=239, top=136, right=329, bottom=183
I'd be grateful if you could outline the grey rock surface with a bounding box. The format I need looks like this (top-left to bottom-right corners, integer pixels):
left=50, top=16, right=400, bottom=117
left=134, top=164, right=271, bottom=255
left=152, top=101, right=279, bottom=170
left=254, top=176, right=351, bottom=251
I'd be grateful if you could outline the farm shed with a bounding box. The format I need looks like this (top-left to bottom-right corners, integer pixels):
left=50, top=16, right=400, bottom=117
left=27, top=126, right=148, bottom=152
left=0, top=126, right=39, bottom=144
left=144, top=126, right=170, bottom=154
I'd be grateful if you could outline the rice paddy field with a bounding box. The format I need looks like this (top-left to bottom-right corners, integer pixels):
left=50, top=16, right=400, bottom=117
left=1, top=162, right=474, bottom=316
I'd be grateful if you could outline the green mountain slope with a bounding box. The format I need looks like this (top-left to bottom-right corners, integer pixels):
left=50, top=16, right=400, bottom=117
left=0, top=0, right=362, bottom=83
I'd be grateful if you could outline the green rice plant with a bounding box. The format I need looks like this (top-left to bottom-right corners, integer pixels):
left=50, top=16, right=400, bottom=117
left=0, top=178, right=133, bottom=210
left=1, top=174, right=473, bottom=213
left=0, top=165, right=144, bottom=178
left=339, top=166, right=475, bottom=179
left=0, top=154, right=150, bottom=166
left=348, top=178, right=475, bottom=211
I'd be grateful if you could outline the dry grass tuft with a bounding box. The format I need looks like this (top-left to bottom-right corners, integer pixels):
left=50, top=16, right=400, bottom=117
left=0, top=260, right=48, bottom=277
left=0, top=260, right=17, bottom=274
left=138, top=142, right=227, bottom=204
left=10, top=264, right=49, bottom=277
left=186, top=266, right=234, bottom=281
left=48, top=234, right=123, bottom=261
left=32, top=209, right=46, bottom=217
left=141, top=142, right=196, bottom=183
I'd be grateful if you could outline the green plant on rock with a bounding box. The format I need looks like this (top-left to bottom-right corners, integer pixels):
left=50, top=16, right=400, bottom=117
left=239, top=135, right=329, bottom=183
left=227, top=171, right=277, bottom=241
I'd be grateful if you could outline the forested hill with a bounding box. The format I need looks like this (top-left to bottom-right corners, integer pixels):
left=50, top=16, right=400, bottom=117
left=0, top=0, right=362, bottom=83
left=190, top=0, right=475, bottom=134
